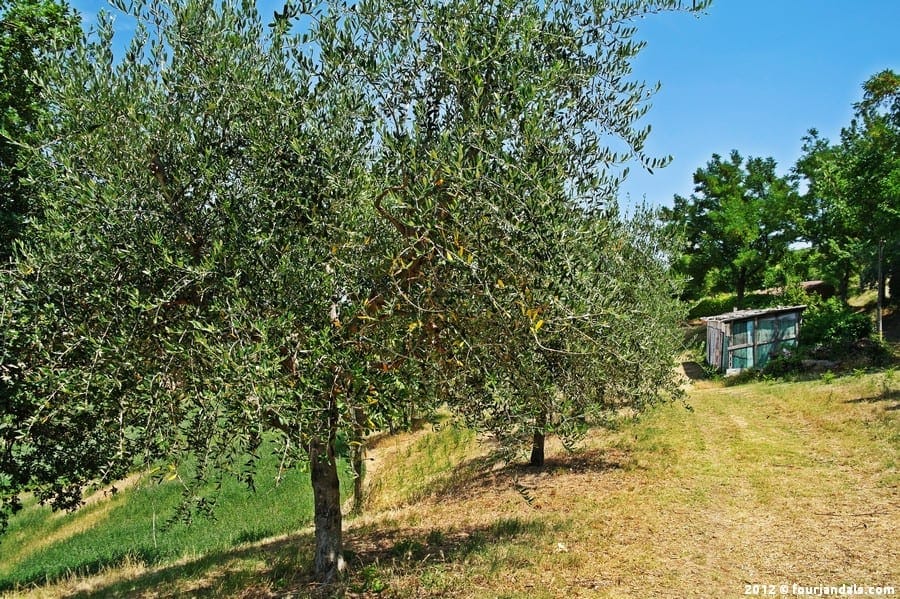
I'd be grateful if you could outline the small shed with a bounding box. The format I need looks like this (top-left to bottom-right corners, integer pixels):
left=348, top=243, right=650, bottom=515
left=702, top=305, right=806, bottom=375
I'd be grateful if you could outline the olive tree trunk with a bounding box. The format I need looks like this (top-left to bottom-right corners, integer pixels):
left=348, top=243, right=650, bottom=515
left=350, top=441, right=366, bottom=515
left=350, top=407, right=367, bottom=515
left=310, top=438, right=345, bottom=584
left=530, top=431, right=545, bottom=467
left=530, top=410, right=547, bottom=467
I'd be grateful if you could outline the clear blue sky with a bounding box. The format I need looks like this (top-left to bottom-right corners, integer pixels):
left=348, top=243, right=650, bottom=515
left=620, top=0, right=900, bottom=209
left=71, top=0, right=899, bottom=210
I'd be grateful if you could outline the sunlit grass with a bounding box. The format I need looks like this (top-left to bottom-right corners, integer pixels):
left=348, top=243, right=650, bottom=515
left=364, top=420, right=480, bottom=512
left=347, top=371, right=898, bottom=597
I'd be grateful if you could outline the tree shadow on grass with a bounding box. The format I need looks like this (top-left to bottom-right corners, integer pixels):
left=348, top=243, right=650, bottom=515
left=409, top=445, right=634, bottom=509
left=58, top=447, right=623, bottom=598
left=844, top=388, right=900, bottom=411
left=58, top=514, right=557, bottom=598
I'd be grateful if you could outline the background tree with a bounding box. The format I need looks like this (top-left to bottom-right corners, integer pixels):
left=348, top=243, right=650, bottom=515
left=0, top=0, right=77, bottom=260
left=794, top=70, right=899, bottom=306
left=841, top=70, right=899, bottom=307
left=794, top=130, right=862, bottom=302
left=664, top=150, right=800, bottom=307
left=479, top=209, right=684, bottom=467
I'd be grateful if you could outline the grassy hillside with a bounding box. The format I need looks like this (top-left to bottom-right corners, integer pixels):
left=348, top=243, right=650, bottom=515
left=0, top=446, right=352, bottom=595
left=3, top=371, right=898, bottom=597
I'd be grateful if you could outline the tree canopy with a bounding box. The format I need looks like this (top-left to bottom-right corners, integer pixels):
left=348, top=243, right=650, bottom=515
left=663, top=150, right=800, bottom=307
left=795, top=69, right=900, bottom=304
left=0, top=0, right=78, bottom=260
left=0, top=0, right=700, bottom=583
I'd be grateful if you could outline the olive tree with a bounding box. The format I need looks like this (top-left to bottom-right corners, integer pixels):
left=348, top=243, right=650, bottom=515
left=2, top=0, right=700, bottom=585
left=0, top=0, right=428, bottom=582
left=1, top=0, right=79, bottom=260
left=357, top=0, right=696, bottom=464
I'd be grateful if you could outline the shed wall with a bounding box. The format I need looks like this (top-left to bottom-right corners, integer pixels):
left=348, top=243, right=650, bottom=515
left=704, top=308, right=803, bottom=374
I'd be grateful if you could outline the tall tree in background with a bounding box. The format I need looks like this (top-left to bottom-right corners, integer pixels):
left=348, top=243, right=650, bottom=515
left=794, top=130, right=861, bottom=301
left=664, top=150, right=800, bottom=307
left=795, top=70, right=899, bottom=304
left=843, top=70, right=899, bottom=306
left=0, top=0, right=77, bottom=260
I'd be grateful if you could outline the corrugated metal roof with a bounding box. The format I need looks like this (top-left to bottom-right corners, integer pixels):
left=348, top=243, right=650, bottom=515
left=700, top=305, right=806, bottom=323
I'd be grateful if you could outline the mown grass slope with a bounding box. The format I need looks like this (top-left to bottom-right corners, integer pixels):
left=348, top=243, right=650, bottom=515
left=345, top=372, right=897, bottom=598
left=3, top=371, right=898, bottom=598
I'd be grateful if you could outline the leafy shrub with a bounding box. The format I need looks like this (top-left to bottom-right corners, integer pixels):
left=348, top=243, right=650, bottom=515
left=761, top=352, right=804, bottom=377
left=800, top=297, right=872, bottom=353
left=687, top=292, right=774, bottom=319
left=839, top=338, right=894, bottom=370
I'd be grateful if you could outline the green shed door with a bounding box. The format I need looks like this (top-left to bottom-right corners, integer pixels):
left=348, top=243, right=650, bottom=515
left=755, top=316, right=778, bottom=367
left=729, top=320, right=754, bottom=370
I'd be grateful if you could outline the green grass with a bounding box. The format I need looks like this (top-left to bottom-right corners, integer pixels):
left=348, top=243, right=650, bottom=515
left=0, top=445, right=352, bottom=591
left=365, top=422, right=477, bottom=511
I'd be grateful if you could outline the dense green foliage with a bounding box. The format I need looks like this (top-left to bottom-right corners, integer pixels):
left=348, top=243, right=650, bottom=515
left=663, top=150, right=800, bottom=307
left=670, top=71, right=898, bottom=319
left=0, top=0, right=698, bottom=582
left=0, top=0, right=77, bottom=259
left=1, top=0, right=410, bottom=572
left=685, top=291, right=775, bottom=320
left=799, top=297, right=873, bottom=352
left=796, top=70, right=900, bottom=305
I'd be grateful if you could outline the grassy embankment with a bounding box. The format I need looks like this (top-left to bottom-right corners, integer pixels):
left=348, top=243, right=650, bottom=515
left=0, top=446, right=352, bottom=596
left=3, top=369, right=897, bottom=598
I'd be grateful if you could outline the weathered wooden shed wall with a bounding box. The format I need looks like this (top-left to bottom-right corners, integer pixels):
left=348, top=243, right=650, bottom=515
left=702, top=306, right=806, bottom=375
